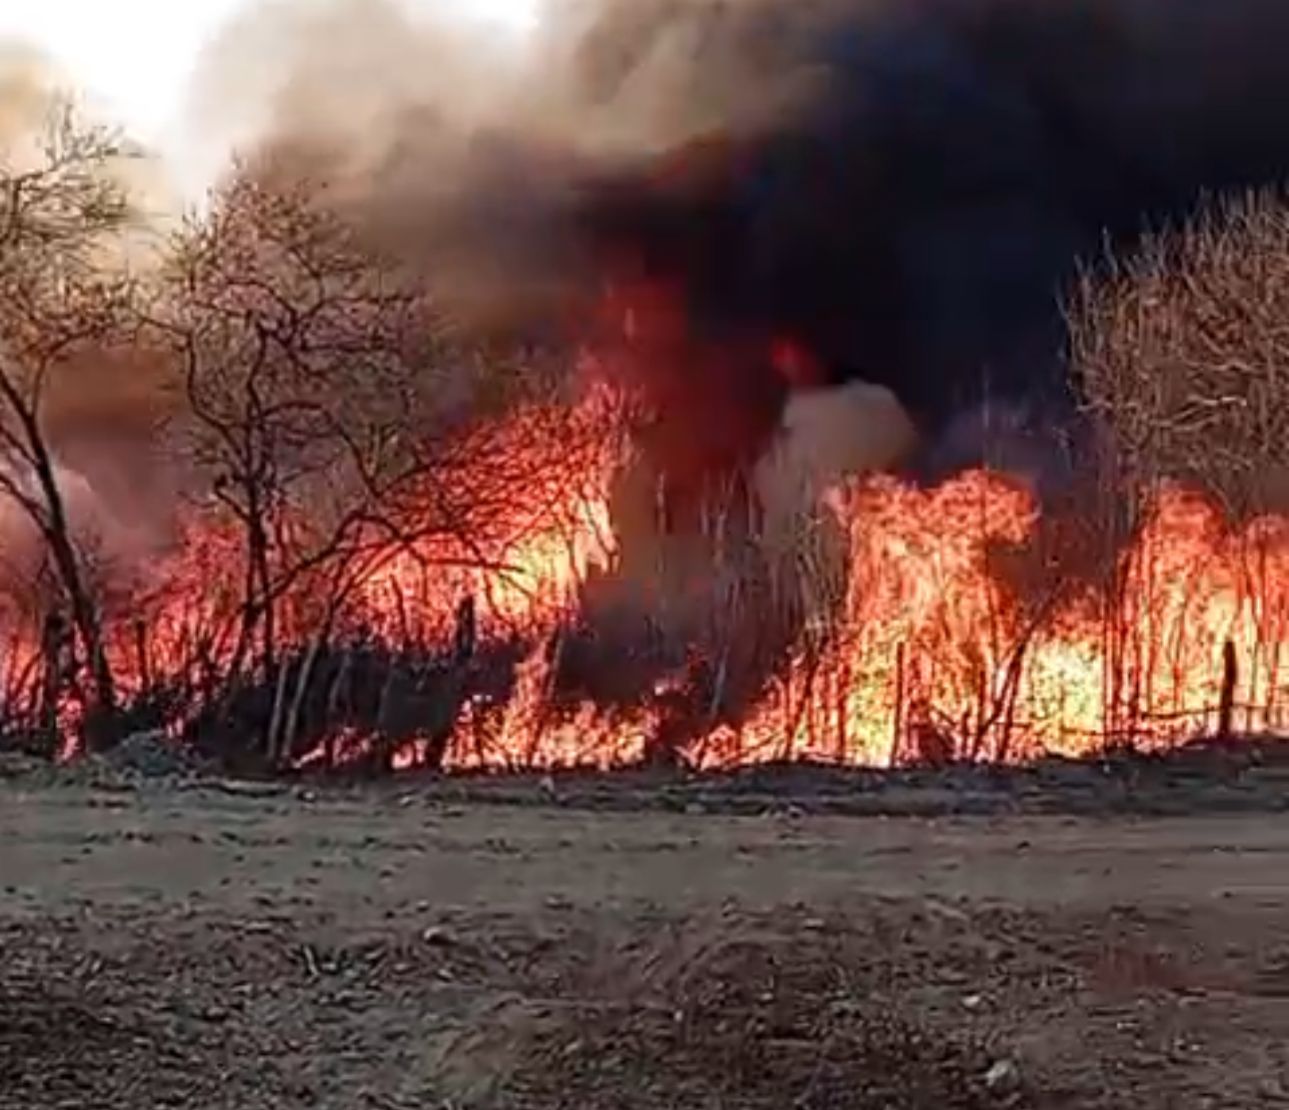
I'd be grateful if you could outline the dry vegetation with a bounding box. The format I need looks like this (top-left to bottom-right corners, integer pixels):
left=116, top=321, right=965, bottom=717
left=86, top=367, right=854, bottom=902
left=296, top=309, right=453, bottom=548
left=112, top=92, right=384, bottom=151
left=0, top=107, right=138, bottom=746
left=1072, top=189, right=1289, bottom=517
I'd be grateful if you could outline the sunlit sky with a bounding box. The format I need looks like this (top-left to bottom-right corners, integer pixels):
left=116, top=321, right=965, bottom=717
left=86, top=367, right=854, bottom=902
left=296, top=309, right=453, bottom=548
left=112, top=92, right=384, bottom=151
left=0, top=0, right=542, bottom=145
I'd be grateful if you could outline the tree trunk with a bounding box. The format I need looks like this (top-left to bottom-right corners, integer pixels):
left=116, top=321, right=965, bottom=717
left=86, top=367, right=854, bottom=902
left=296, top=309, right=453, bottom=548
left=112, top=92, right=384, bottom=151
left=0, top=369, right=120, bottom=747
left=25, top=406, right=118, bottom=747
left=45, top=525, right=119, bottom=748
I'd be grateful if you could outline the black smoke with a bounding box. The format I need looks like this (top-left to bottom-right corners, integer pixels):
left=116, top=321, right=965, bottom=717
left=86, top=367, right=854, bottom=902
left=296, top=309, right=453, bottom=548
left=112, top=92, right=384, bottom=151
left=202, top=0, right=1289, bottom=478
left=571, top=0, right=1289, bottom=476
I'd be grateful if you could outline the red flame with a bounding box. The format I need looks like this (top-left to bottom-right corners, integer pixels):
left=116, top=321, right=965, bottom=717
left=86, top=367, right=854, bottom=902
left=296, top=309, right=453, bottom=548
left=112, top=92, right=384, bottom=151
left=4, top=328, right=1287, bottom=771
left=431, top=464, right=1289, bottom=772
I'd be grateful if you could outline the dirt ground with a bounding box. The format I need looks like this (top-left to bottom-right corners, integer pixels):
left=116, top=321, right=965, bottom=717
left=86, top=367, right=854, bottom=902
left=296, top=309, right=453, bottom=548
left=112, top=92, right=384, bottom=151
left=3, top=753, right=1289, bottom=1108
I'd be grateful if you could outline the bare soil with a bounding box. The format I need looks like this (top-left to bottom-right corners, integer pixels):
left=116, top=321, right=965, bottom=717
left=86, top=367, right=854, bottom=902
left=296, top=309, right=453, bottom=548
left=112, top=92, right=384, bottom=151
left=3, top=751, right=1289, bottom=1108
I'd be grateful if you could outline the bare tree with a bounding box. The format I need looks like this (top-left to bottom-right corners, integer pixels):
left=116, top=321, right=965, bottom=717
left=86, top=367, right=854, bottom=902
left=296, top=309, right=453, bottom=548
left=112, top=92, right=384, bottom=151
left=153, top=169, right=501, bottom=760
left=0, top=103, right=136, bottom=745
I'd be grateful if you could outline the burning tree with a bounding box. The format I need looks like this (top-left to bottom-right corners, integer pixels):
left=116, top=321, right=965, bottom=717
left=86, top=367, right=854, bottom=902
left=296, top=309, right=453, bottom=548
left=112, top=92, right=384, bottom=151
left=0, top=104, right=137, bottom=748
left=149, top=169, right=475, bottom=761
left=146, top=167, right=626, bottom=768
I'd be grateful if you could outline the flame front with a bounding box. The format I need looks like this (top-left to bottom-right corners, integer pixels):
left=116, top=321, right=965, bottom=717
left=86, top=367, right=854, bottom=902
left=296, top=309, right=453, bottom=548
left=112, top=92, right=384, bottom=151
left=383, top=457, right=1289, bottom=770
left=442, top=460, right=1289, bottom=771
left=722, top=473, right=1289, bottom=768
left=5, top=379, right=1289, bottom=770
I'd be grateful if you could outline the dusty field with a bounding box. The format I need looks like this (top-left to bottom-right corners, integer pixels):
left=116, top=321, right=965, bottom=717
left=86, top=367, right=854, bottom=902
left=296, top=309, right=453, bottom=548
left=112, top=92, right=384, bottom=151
left=3, top=755, right=1289, bottom=1108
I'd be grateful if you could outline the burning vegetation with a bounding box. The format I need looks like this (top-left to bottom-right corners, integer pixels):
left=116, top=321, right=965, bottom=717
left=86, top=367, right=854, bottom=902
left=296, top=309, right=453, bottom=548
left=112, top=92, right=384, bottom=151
left=7, top=1, right=1289, bottom=774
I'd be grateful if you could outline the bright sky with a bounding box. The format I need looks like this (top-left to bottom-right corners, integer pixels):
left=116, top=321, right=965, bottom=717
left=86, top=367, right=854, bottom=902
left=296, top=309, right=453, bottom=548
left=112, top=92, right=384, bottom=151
left=0, top=0, right=542, bottom=145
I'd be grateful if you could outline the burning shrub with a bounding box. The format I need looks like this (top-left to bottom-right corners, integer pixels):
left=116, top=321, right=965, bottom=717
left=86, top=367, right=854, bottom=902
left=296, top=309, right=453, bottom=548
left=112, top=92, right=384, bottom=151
left=152, top=169, right=459, bottom=752
left=138, top=167, right=620, bottom=768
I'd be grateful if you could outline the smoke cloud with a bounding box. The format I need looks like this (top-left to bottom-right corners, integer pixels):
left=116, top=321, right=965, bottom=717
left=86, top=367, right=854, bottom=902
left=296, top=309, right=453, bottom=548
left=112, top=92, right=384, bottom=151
left=183, top=0, right=1289, bottom=484
left=7, top=0, right=1289, bottom=594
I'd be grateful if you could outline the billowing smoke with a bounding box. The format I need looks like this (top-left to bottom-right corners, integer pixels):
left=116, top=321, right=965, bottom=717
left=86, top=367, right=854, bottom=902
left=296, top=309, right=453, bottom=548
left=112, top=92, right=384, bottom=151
left=189, top=0, right=1289, bottom=483
left=562, top=0, right=1289, bottom=483
left=8, top=0, right=1289, bottom=499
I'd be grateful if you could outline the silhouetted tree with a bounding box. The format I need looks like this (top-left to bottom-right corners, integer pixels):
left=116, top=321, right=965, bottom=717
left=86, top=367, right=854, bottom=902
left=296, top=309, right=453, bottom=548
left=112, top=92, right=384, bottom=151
left=0, top=103, right=137, bottom=745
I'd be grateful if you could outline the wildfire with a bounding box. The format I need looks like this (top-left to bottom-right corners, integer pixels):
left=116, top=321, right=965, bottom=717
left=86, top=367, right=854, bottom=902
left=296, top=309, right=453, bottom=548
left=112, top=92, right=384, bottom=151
left=9, top=6, right=1289, bottom=783
left=402, top=458, right=1289, bottom=772
left=720, top=473, right=1289, bottom=768
left=6, top=375, right=1289, bottom=772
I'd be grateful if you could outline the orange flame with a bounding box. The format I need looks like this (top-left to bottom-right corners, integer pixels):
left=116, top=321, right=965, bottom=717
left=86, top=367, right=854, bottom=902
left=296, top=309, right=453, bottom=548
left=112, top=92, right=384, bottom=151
left=6, top=376, right=1289, bottom=771
left=435, top=464, right=1289, bottom=772
left=694, top=472, right=1289, bottom=768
